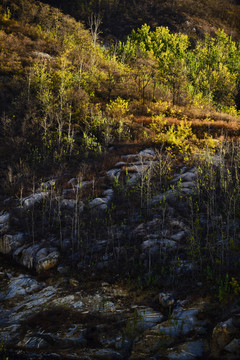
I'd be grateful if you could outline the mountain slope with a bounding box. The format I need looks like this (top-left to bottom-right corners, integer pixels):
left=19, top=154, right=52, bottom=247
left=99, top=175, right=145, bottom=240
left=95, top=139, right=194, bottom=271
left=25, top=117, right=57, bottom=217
left=35, top=0, right=240, bottom=41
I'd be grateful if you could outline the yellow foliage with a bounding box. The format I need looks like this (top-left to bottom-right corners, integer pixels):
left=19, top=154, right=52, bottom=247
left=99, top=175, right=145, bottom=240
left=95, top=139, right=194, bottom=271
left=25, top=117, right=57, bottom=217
left=147, top=100, right=171, bottom=115
left=106, top=97, right=129, bottom=120
left=230, top=277, right=240, bottom=295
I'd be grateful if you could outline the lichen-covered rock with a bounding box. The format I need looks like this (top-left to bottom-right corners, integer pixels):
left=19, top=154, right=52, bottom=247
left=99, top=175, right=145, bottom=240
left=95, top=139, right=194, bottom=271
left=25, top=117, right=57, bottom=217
left=131, top=306, right=205, bottom=359
left=67, top=177, right=78, bottom=185
left=106, top=168, right=121, bottom=180
left=0, top=212, right=10, bottom=236
left=94, top=349, right=124, bottom=359
left=224, top=338, right=240, bottom=355
left=103, top=189, right=114, bottom=203
left=35, top=249, right=60, bottom=272
left=38, top=179, right=56, bottom=191
left=126, top=173, right=140, bottom=186
left=211, top=318, right=238, bottom=357
left=0, top=274, right=43, bottom=299
left=0, top=212, right=10, bottom=224
left=60, top=199, right=84, bottom=211
left=22, top=192, right=48, bottom=208
left=141, top=238, right=177, bottom=253
left=130, top=330, right=172, bottom=359
left=89, top=197, right=108, bottom=211
left=170, top=231, right=186, bottom=242
left=74, top=180, right=93, bottom=189
left=136, top=308, right=164, bottom=331
left=19, top=333, right=49, bottom=349
left=0, top=233, right=25, bottom=254
left=155, top=307, right=206, bottom=339
left=21, top=244, right=41, bottom=269
left=138, top=149, right=155, bottom=157
left=167, top=340, right=205, bottom=360
left=171, top=169, right=197, bottom=184
left=159, top=292, right=175, bottom=308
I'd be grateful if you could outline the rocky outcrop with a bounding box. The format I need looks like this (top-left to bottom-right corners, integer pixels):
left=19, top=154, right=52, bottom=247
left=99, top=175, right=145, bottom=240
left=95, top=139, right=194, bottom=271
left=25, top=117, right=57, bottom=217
left=1, top=147, right=237, bottom=359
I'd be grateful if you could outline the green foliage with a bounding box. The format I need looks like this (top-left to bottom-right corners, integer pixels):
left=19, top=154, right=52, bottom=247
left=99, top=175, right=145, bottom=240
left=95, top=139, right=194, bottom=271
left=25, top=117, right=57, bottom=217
left=187, top=29, right=240, bottom=107
left=117, top=24, right=240, bottom=108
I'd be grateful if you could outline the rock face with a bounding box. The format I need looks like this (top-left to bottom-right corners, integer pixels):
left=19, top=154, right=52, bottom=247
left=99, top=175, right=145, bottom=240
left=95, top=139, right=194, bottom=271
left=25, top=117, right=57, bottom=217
left=0, top=148, right=237, bottom=359
left=0, top=261, right=211, bottom=360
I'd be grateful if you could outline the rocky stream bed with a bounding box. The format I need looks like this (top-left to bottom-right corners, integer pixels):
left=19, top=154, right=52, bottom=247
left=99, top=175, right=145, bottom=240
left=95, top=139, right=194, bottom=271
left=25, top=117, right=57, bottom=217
left=1, top=147, right=240, bottom=359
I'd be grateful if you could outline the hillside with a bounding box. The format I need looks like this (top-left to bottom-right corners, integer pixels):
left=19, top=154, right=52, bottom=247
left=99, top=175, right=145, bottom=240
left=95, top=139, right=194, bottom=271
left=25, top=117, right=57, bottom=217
left=38, top=0, right=240, bottom=41
left=1, top=1, right=240, bottom=359
left=0, top=0, right=239, bottom=196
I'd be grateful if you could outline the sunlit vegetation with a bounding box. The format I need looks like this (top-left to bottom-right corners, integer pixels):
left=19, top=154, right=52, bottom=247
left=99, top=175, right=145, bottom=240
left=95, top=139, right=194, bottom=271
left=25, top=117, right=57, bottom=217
left=0, top=0, right=239, bottom=196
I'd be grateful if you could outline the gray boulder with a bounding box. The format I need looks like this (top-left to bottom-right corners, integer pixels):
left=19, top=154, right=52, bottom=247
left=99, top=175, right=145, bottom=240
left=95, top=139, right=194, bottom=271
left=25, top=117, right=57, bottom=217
left=167, top=340, right=205, bottom=359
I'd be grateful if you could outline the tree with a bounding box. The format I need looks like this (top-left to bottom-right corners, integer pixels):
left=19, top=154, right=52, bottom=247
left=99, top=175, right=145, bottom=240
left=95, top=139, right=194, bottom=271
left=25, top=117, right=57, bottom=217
left=187, top=29, right=240, bottom=107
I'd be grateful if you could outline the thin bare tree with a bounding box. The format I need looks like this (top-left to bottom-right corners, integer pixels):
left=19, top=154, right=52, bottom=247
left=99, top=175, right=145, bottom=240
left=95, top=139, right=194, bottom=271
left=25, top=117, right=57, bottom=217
left=88, top=13, right=102, bottom=47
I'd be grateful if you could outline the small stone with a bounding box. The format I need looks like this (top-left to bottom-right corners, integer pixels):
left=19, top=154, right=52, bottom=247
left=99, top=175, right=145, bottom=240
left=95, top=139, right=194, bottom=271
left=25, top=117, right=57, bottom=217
left=121, top=154, right=138, bottom=161
left=106, top=169, right=121, bottom=179
left=138, top=149, right=155, bottom=157
left=137, top=308, right=164, bottom=330
left=114, top=161, right=126, bottom=168
left=57, top=265, right=70, bottom=274
left=74, top=180, right=93, bottom=189
left=103, top=189, right=114, bottom=202
left=159, top=292, right=175, bottom=308
left=69, top=278, right=79, bottom=287
left=68, top=178, right=77, bottom=185
left=32, top=51, right=52, bottom=59
left=170, top=231, right=186, bottom=242
left=89, top=197, right=107, bottom=209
